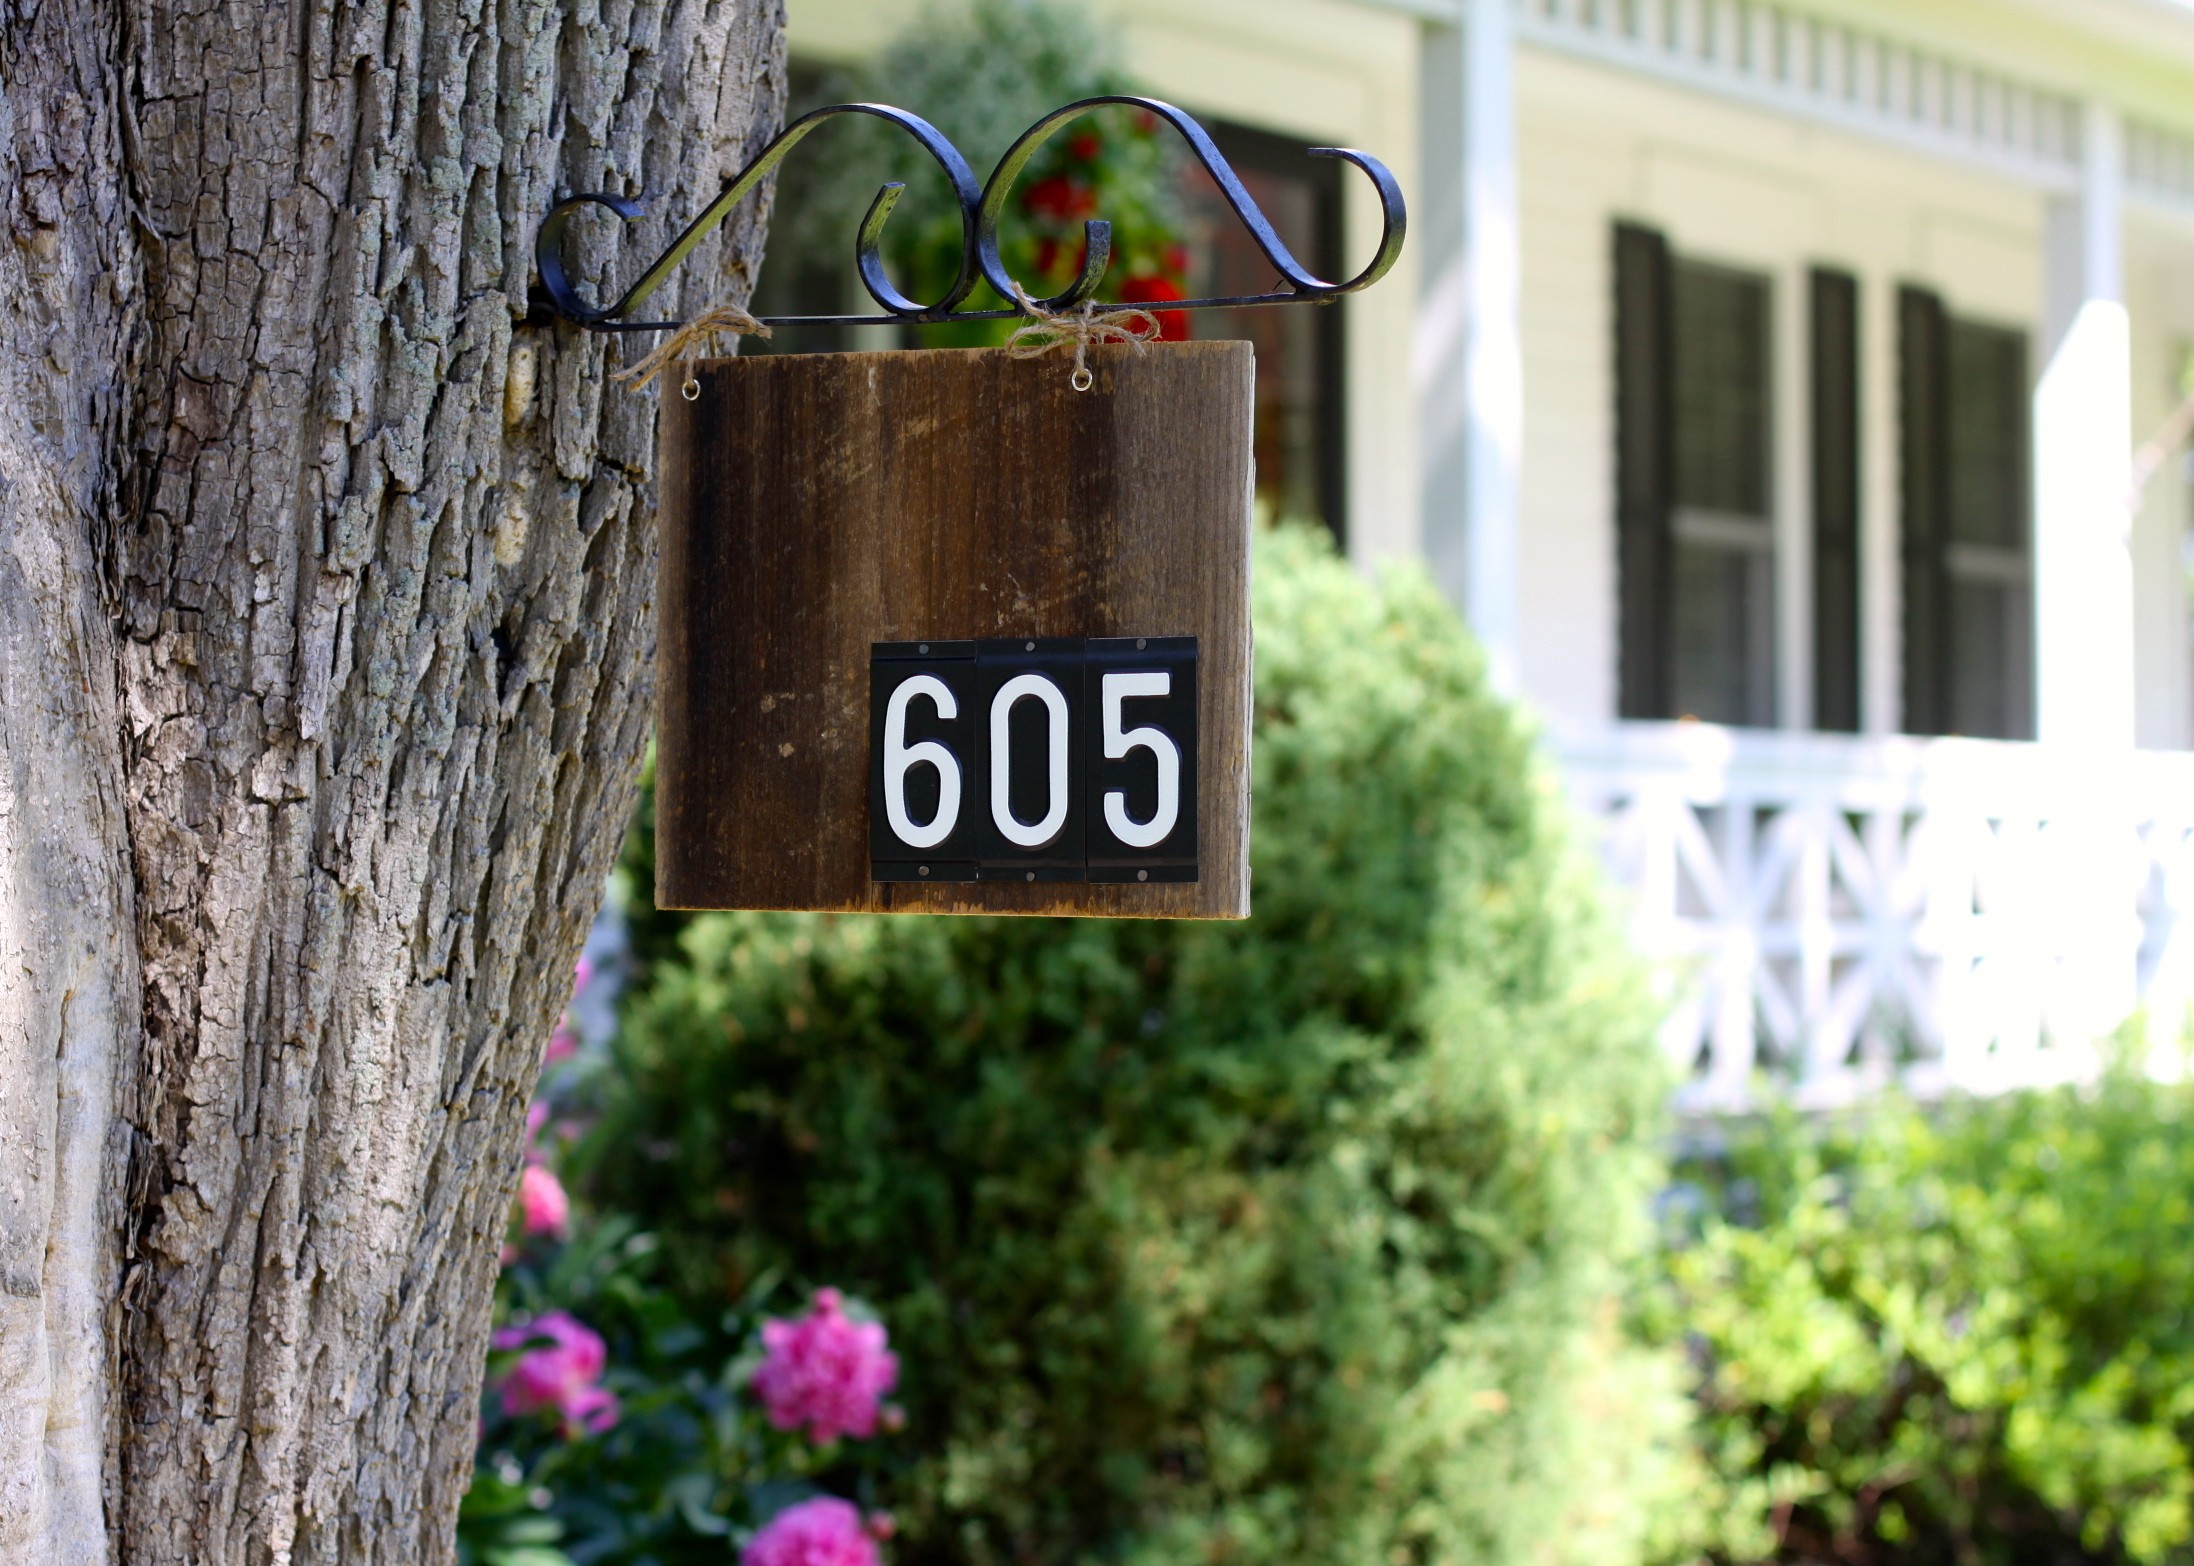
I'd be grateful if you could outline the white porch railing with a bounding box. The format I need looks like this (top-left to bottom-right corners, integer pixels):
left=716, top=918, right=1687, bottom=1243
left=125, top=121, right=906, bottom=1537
left=1512, top=0, right=2085, bottom=191
left=1558, top=722, right=2194, bottom=1113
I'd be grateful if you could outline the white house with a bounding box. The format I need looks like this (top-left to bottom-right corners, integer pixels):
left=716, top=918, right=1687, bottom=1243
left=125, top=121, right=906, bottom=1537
left=786, top=0, right=2194, bottom=1109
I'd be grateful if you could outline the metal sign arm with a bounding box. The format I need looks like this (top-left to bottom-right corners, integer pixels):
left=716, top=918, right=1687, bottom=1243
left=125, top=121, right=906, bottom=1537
left=533, top=97, right=1407, bottom=333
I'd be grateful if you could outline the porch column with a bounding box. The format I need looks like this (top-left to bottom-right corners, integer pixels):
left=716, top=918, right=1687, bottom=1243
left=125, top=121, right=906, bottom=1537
left=2033, top=100, right=2135, bottom=748
left=1419, top=0, right=1522, bottom=695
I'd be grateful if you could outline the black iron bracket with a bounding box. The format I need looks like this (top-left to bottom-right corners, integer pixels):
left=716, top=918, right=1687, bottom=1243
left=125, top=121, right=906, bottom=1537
left=532, top=95, right=1406, bottom=332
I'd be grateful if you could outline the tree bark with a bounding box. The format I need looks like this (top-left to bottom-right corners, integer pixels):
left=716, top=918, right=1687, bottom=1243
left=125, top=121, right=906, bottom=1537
left=0, top=0, right=785, bottom=1558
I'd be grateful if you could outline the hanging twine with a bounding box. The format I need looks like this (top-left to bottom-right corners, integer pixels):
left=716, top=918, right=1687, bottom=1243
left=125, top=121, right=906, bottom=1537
left=610, top=298, right=773, bottom=401
left=1004, top=282, right=1162, bottom=392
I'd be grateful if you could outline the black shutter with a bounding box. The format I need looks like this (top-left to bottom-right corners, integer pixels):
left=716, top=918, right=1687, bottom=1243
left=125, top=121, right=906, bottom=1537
left=1614, top=222, right=1674, bottom=719
left=1811, top=268, right=1861, bottom=732
left=1898, top=286, right=1951, bottom=735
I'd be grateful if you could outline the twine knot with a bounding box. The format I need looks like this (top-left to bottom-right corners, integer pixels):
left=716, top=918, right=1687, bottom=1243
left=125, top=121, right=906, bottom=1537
left=611, top=298, right=773, bottom=400
left=1004, top=282, right=1162, bottom=391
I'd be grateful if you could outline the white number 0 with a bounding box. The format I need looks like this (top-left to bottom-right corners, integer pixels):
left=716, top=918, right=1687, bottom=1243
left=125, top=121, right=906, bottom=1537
left=989, top=674, right=1071, bottom=847
left=882, top=675, right=961, bottom=849
left=1101, top=672, right=1180, bottom=848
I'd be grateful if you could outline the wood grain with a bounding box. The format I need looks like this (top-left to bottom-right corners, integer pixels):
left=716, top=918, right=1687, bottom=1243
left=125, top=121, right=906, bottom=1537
left=658, top=340, right=1253, bottom=917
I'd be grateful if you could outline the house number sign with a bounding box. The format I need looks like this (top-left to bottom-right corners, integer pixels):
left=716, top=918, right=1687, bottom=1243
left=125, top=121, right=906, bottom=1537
left=531, top=93, right=1408, bottom=921
left=870, top=636, right=1198, bottom=884
left=650, top=341, right=1252, bottom=919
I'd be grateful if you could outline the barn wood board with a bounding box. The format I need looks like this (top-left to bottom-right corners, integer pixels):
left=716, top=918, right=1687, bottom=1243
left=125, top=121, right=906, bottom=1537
left=655, top=339, right=1253, bottom=917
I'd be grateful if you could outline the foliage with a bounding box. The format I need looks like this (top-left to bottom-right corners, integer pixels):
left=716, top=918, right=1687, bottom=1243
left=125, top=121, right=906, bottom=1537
left=461, top=979, right=905, bottom=1566
left=590, top=525, right=1681, bottom=1565
left=1656, top=1064, right=2194, bottom=1565
left=867, top=0, right=1188, bottom=333
left=756, top=0, right=1188, bottom=347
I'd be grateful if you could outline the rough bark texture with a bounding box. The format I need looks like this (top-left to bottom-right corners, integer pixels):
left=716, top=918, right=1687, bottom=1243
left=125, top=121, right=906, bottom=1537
left=0, top=0, right=786, bottom=1558
left=0, top=1, right=141, bottom=1557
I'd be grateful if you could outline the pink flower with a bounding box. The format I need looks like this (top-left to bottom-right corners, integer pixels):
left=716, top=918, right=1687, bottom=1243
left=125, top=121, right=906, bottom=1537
left=526, top=1100, right=550, bottom=1147
left=544, top=1018, right=578, bottom=1065
left=518, top=1164, right=569, bottom=1237
left=564, top=1382, right=621, bottom=1433
left=751, top=1288, right=899, bottom=1444
left=493, top=1311, right=617, bottom=1433
left=741, top=1497, right=881, bottom=1566
left=574, top=954, right=595, bottom=992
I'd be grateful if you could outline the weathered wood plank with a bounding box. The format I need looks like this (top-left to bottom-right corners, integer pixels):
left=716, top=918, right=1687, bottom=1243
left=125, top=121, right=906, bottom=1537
left=658, top=340, right=1253, bottom=917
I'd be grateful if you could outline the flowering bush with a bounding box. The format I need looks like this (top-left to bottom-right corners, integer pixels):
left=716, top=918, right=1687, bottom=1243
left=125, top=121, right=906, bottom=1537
left=860, top=0, right=1202, bottom=342
left=460, top=955, right=909, bottom=1566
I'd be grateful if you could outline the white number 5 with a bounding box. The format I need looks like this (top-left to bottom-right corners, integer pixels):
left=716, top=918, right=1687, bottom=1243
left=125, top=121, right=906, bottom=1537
left=882, top=675, right=961, bottom=849
left=1100, top=672, right=1180, bottom=848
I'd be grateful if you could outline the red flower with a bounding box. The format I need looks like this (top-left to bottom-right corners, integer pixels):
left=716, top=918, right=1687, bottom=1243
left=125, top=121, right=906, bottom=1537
left=1023, top=175, right=1097, bottom=221
left=1029, top=236, right=1089, bottom=287
left=1121, top=274, right=1191, bottom=340
left=1067, top=132, right=1102, bottom=162
left=1164, top=243, right=1191, bottom=278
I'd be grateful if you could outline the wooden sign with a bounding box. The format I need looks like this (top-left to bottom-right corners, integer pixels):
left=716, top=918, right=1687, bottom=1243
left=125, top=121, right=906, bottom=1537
left=655, top=340, right=1252, bottom=918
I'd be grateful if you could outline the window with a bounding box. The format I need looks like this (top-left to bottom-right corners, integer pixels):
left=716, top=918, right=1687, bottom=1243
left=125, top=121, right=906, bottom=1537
left=1614, top=224, right=1776, bottom=726
left=1668, top=258, right=1776, bottom=725
left=1899, top=288, right=2032, bottom=739
left=1178, top=123, right=1348, bottom=541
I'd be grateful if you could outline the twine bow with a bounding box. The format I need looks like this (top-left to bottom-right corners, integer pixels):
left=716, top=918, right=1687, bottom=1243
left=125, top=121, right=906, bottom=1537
left=611, top=298, right=773, bottom=400
left=1004, top=283, right=1163, bottom=391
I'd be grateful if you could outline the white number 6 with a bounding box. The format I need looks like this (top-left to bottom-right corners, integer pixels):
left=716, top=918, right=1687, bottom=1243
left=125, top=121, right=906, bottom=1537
left=1101, top=671, right=1180, bottom=848
left=882, top=675, right=961, bottom=849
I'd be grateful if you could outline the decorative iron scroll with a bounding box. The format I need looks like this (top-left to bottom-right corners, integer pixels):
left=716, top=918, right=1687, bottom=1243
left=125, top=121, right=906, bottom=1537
left=532, top=96, right=1406, bottom=333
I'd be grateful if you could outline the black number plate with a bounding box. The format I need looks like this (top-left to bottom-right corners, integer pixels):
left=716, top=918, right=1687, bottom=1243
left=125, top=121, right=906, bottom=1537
left=870, top=637, right=1198, bottom=884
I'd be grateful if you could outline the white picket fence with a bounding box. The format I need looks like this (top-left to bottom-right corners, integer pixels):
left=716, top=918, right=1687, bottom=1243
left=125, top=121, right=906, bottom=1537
left=1558, top=722, right=2194, bottom=1113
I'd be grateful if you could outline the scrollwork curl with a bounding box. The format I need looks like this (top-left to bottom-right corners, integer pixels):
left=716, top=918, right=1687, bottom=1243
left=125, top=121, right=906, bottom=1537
left=530, top=96, right=1407, bottom=332
left=973, top=95, right=1406, bottom=315
left=534, top=101, right=983, bottom=330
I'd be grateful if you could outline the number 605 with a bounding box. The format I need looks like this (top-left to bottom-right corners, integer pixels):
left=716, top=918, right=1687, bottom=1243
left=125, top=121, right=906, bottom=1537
left=868, top=637, right=1199, bottom=884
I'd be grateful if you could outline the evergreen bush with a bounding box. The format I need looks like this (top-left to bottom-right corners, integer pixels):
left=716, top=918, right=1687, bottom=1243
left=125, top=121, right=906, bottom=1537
left=590, top=526, right=1686, bottom=1565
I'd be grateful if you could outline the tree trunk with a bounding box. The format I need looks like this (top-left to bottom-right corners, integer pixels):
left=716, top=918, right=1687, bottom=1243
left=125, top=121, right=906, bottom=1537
left=0, top=0, right=785, bottom=1557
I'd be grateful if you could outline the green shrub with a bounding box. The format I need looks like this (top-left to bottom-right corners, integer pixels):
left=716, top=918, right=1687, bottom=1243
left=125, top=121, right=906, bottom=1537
left=589, top=526, right=1686, bottom=1565
left=1659, top=1065, right=2194, bottom=1564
